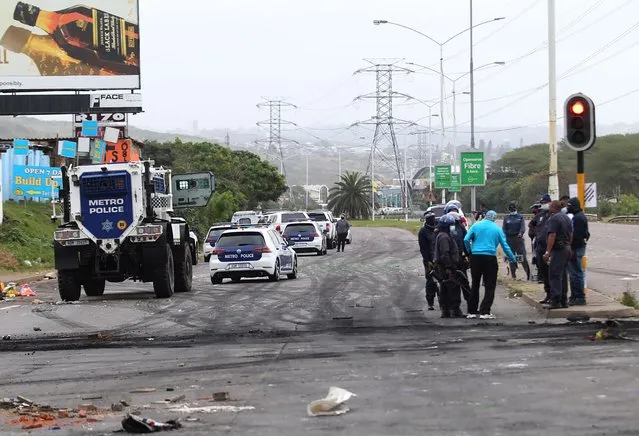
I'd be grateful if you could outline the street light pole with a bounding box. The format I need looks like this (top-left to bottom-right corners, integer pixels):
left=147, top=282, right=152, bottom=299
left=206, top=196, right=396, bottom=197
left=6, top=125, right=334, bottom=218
left=469, top=0, right=477, bottom=214
left=305, top=154, right=309, bottom=211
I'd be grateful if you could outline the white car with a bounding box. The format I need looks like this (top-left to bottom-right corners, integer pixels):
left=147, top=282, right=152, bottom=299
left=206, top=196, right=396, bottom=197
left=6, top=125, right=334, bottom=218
left=203, top=223, right=235, bottom=262
left=209, top=227, right=298, bottom=284
left=265, top=211, right=310, bottom=234
left=231, top=210, right=261, bottom=225
left=281, top=221, right=327, bottom=256
left=307, top=211, right=337, bottom=249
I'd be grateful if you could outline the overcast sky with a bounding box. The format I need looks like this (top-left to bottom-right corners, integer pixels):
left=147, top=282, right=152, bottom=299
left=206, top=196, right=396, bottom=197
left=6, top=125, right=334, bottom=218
left=130, top=0, right=639, bottom=137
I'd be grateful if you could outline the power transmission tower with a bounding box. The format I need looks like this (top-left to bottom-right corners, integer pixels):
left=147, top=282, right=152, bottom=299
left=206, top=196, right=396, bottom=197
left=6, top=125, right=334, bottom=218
left=256, top=99, right=298, bottom=175
left=352, top=59, right=414, bottom=220
left=256, top=98, right=298, bottom=207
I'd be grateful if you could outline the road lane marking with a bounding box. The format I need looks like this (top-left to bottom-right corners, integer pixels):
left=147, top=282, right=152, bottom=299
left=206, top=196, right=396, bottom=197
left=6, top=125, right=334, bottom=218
left=0, top=305, right=20, bottom=311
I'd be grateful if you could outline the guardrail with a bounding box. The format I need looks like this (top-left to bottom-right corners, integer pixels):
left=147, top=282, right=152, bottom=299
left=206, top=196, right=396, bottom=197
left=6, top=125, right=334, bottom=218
left=608, top=215, right=639, bottom=224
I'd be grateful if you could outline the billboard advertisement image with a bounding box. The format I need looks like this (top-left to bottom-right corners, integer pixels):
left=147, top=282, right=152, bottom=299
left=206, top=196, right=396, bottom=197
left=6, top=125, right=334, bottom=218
left=0, top=0, right=140, bottom=91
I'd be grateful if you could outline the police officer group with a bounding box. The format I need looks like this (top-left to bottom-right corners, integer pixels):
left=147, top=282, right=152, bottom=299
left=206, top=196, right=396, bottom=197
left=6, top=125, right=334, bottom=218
left=419, top=196, right=589, bottom=319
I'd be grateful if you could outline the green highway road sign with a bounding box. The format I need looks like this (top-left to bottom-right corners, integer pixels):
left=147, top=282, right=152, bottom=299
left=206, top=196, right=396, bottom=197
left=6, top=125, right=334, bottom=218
left=449, top=173, right=461, bottom=192
left=461, top=152, right=485, bottom=186
left=434, top=165, right=451, bottom=189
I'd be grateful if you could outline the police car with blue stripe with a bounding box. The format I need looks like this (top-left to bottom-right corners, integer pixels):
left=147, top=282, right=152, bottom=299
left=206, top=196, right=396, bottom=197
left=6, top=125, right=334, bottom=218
left=209, top=226, right=298, bottom=284
left=281, top=221, right=327, bottom=255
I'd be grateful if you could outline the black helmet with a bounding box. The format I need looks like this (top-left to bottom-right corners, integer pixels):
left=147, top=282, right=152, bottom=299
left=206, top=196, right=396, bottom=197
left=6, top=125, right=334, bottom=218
left=424, top=211, right=436, bottom=226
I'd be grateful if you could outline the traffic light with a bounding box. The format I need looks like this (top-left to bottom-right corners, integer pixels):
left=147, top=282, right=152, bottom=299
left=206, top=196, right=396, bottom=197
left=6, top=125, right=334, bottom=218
left=564, top=93, right=596, bottom=151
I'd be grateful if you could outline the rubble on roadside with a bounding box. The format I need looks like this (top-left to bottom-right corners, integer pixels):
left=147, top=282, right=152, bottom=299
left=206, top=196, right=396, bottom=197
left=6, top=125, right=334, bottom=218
left=0, top=395, right=116, bottom=431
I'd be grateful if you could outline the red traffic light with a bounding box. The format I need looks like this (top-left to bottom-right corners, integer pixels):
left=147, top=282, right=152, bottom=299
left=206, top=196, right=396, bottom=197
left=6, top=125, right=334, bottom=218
left=570, top=101, right=585, bottom=115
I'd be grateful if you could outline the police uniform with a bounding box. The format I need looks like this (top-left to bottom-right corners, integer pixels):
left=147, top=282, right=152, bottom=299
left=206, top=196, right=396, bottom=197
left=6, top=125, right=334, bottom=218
left=502, top=212, right=531, bottom=280
left=534, top=210, right=551, bottom=299
left=418, top=221, right=439, bottom=309
left=546, top=212, right=573, bottom=308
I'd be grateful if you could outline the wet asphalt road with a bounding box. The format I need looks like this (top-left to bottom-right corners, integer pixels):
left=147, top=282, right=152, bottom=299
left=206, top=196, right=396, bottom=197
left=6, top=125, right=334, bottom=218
left=1, top=227, right=638, bottom=435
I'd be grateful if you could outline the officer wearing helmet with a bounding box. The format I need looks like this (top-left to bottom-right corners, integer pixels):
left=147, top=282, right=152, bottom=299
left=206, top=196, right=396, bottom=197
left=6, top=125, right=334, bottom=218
left=445, top=209, right=470, bottom=277
left=418, top=211, right=440, bottom=310
left=434, top=213, right=464, bottom=318
left=502, top=201, right=531, bottom=281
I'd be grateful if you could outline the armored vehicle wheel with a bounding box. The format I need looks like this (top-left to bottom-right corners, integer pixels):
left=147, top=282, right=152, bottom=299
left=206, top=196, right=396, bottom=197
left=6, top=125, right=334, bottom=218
left=84, top=279, right=106, bottom=297
left=154, top=245, right=175, bottom=298
left=174, top=243, right=193, bottom=293
left=58, top=270, right=81, bottom=302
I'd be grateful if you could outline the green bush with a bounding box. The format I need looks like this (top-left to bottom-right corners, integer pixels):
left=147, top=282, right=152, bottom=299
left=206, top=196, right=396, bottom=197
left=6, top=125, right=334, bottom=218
left=616, top=194, right=639, bottom=216
left=597, top=200, right=615, bottom=217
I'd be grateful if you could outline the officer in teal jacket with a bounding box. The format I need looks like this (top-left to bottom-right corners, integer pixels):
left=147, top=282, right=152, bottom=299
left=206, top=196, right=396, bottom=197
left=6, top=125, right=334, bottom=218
left=463, top=210, right=516, bottom=320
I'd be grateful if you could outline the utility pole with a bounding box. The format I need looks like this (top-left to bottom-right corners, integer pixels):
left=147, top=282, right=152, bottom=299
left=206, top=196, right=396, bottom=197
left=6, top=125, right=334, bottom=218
left=469, top=0, right=477, bottom=214
left=353, top=59, right=414, bottom=221
left=256, top=98, right=298, bottom=206
left=547, top=0, right=559, bottom=200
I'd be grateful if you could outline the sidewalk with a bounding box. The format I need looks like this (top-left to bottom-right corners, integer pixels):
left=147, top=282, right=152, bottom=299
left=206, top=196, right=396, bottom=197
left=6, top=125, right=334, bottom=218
left=0, top=270, right=56, bottom=286
left=501, top=274, right=637, bottom=319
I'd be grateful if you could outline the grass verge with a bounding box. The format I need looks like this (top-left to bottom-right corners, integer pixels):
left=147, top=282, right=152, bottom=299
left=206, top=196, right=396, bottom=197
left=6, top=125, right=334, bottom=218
left=620, top=291, right=639, bottom=309
left=0, top=201, right=57, bottom=273
left=353, top=219, right=422, bottom=235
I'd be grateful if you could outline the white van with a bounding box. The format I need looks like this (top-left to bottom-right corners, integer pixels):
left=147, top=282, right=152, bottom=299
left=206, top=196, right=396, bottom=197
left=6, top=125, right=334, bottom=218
left=231, top=210, right=260, bottom=225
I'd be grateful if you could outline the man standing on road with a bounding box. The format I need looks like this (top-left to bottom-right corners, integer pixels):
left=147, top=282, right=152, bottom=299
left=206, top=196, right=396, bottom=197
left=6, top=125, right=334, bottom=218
left=335, top=214, right=351, bottom=253
left=434, top=214, right=464, bottom=319
left=463, top=210, right=517, bottom=320
left=418, top=212, right=439, bottom=311
left=534, top=195, right=552, bottom=302
left=528, top=203, right=541, bottom=281
left=502, top=201, right=531, bottom=281
left=474, top=202, right=488, bottom=222
left=543, top=201, right=573, bottom=309
left=567, top=197, right=589, bottom=306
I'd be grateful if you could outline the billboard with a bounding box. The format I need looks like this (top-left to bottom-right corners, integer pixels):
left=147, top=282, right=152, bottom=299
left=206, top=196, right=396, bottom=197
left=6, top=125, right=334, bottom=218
left=0, top=1, right=140, bottom=92
left=11, top=164, right=60, bottom=198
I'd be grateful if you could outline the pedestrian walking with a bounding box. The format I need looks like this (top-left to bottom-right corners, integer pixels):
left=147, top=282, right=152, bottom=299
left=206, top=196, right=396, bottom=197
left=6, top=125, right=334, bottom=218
left=335, top=214, right=351, bottom=252
left=567, top=197, right=589, bottom=306
left=463, top=210, right=517, bottom=320
left=418, top=212, right=440, bottom=311
left=543, top=201, right=574, bottom=309
left=502, top=201, right=531, bottom=281
left=534, top=195, right=552, bottom=302
left=434, top=214, right=464, bottom=318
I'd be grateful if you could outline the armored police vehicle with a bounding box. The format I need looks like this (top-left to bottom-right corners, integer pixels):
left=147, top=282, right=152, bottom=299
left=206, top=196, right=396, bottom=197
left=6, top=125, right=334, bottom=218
left=53, top=161, right=213, bottom=301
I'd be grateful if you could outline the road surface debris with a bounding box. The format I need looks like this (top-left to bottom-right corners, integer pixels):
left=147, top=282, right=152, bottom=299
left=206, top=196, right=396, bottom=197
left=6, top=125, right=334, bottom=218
left=307, top=387, right=356, bottom=417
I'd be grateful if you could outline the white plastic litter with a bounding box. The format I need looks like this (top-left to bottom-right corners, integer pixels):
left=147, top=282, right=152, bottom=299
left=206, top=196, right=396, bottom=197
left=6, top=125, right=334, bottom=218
left=169, top=405, right=255, bottom=413
left=307, top=387, right=356, bottom=417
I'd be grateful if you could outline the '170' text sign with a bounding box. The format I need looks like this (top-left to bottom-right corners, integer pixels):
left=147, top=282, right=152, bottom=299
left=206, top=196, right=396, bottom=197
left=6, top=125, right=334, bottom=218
left=460, top=152, right=485, bottom=186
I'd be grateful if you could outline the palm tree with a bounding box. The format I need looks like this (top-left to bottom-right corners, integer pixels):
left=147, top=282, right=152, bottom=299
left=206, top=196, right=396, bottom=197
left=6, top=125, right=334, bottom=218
left=327, top=171, right=372, bottom=219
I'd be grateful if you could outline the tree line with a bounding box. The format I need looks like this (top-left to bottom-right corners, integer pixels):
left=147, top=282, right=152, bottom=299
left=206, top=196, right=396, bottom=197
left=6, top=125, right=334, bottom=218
left=456, top=133, right=639, bottom=215
left=143, top=140, right=287, bottom=235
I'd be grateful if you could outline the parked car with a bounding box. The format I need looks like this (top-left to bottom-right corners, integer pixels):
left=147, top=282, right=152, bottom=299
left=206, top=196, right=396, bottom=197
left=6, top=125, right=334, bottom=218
left=203, top=223, right=234, bottom=262
left=231, top=210, right=261, bottom=225
left=307, top=211, right=337, bottom=249
left=265, top=211, right=310, bottom=233
left=281, top=221, right=327, bottom=256
left=209, top=227, right=298, bottom=284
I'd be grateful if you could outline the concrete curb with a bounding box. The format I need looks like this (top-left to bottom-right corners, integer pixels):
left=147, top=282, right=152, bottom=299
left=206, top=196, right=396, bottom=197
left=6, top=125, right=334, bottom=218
left=0, top=271, right=56, bottom=286
left=514, top=283, right=638, bottom=319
